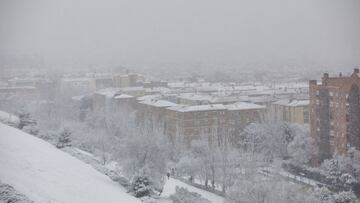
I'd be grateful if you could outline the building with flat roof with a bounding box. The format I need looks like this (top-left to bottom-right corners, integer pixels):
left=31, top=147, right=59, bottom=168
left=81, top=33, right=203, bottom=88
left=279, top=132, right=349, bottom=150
left=165, top=102, right=265, bottom=145
left=309, top=69, right=360, bottom=164
left=271, top=99, right=309, bottom=125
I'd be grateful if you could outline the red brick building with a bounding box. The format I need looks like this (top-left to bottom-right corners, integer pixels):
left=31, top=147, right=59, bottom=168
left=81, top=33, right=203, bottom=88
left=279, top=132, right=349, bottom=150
left=309, top=69, right=360, bottom=164
left=165, top=102, right=265, bottom=145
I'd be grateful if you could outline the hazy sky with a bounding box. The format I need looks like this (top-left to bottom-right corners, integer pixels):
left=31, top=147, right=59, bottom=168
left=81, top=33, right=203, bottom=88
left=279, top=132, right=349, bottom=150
left=1, top=0, right=360, bottom=67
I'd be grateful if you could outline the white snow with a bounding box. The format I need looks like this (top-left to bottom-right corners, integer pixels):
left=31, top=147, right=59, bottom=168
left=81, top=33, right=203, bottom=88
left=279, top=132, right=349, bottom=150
left=95, top=88, right=121, bottom=98
left=0, top=123, right=141, bottom=203
left=167, top=104, right=226, bottom=112
left=114, top=94, right=134, bottom=99
left=139, top=99, right=178, bottom=108
left=0, top=111, right=19, bottom=125
left=161, top=178, right=224, bottom=203
left=272, top=99, right=309, bottom=107
left=225, top=102, right=266, bottom=111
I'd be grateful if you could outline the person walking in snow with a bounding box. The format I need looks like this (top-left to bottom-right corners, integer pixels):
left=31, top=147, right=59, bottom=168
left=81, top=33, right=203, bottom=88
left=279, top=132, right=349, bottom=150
left=166, top=172, right=170, bottom=179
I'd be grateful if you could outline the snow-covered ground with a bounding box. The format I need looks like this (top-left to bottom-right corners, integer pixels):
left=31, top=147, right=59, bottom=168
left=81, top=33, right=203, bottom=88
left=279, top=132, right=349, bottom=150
left=0, top=110, right=19, bottom=125
left=0, top=123, right=141, bottom=203
left=161, top=178, right=225, bottom=203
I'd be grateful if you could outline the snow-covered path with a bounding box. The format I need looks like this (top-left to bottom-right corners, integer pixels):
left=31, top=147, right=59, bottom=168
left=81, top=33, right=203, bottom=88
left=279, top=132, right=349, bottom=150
left=0, top=123, right=141, bottom=203
left=161, top=178, right=225, bottom=203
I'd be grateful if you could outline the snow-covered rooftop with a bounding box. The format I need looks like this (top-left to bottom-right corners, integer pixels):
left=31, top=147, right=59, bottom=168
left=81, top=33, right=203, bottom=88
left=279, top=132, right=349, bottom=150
left=0, top=86, right=36, bottom=90
left=95, top=88, right=121, bottom=98
left=119, top=86, right=144, bottom=91
left=177, top=93, right=212, bottom=101
left=273, top=99, right=309, bottom=107
left=72, top=95, right=85, bottom=101
left=225, top=102, right=266, bottom=111
left=62, top=77, right=95, bottom=82
left=139, top=99, right=178, bottom=108
left=114, top=94, right=134, bottom=99
left=136, top=94, right=162, bottom=101
left=167, top=104, right=226, bottom=112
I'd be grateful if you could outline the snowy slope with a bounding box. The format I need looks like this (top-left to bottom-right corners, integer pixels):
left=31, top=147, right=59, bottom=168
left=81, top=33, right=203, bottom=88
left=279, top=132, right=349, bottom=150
left=161, top=178, right=224, bottom=203
left=0, top=123, right=141, bottom=203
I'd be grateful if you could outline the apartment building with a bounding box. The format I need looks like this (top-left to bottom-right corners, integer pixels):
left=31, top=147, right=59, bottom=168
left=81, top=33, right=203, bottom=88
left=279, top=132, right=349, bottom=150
left=165, top=102, right=265, bottom=145
left=271, top=99, right=309, bottom=125
left=309, top=69, right=360, bottom=164
left=165, top=104, right=228, bottom=144
left=113, top=74, right=138, bottom=88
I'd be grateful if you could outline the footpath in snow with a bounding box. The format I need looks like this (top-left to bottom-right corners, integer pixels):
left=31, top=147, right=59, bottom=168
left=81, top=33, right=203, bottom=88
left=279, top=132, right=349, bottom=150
left=161, top=177, right=225, bottom=203
left=0, top=123, right=141, bottom=203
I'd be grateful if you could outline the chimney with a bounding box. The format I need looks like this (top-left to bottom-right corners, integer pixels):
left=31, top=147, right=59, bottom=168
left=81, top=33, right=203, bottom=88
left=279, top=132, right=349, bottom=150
left=322, top=73, right=329, bottom=86
left=354, top=68, right=359, bottom=74
left=323, top=73, right=329, bottom=79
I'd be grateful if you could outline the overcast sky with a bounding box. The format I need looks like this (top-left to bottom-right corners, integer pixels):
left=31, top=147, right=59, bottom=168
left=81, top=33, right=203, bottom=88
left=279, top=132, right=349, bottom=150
left=1, top=0, right=360, bottom=68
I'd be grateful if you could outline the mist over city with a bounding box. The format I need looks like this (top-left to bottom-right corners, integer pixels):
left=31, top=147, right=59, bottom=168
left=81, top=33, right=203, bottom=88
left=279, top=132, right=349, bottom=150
left=0, top=0, right=360, bottom=202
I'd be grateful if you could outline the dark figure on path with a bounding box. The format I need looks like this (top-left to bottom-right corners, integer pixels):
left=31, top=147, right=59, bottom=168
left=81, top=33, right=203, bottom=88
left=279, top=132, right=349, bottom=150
left=166, top=172, right=170, bottom=179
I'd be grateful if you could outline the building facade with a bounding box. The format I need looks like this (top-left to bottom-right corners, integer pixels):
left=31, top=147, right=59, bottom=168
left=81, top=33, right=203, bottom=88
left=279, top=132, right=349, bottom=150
left=165, top=102, right=265, bottom=145
left=309, top=69, right=360, bottom=164
left=271, top=99, right=309, bottom=125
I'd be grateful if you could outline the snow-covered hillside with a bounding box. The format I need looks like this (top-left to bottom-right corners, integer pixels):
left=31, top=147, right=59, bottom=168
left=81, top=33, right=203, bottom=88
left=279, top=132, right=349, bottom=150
left=0, top=123, right=141, bottom=203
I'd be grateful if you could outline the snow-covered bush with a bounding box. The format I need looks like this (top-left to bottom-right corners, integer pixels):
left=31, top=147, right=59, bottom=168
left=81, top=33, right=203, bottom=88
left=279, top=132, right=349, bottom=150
left=131, top=175, right=152, bottom=197
left=170, top=186, right=211, bottom=203
left=313, top=186, right=360, bottom=203
left=0, top=182, right=34, bottom=203
left=56, top=128, right=72, bottom=148
left=314, top=187, right=335, bottom=203
left=17, top=110, right=37, bottom=129
left=36, top=130, right=60, bottom=145
left=22, top=125, right=39, bottom=135
left=334, top=191, right=359, bottom=203
left=320, top=152, right=360, bottom=191
left=17, top=110, right=39, bottom=135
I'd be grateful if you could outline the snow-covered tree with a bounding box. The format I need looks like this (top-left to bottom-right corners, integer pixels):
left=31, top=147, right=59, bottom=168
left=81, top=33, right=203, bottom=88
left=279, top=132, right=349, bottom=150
left=56, top=128, right=72, bottom=148
left=130, top=175, right=152, bottom=197
left=287, top=124, right=312, bottom=164
left=334, top=191, right=359, bottom=203
left=17, top=110, right=37, bottom=130
left=117, top=127, right=171, bottom=192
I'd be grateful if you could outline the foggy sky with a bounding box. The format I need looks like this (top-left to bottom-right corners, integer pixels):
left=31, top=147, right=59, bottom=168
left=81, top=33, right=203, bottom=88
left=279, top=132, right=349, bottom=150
left=1, top=0, right=360, bottom=68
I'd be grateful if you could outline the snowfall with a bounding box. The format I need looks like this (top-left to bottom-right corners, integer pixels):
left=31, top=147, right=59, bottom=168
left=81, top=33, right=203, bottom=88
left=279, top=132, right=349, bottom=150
left=0, top=123, right=141, bottom=203
left=161, top=178, right=225, bottom=203
left=0, top=122, right=226, bottom=203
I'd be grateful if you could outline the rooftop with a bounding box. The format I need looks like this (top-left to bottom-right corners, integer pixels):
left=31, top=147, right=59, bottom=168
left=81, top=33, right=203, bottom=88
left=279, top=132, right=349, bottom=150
left=273, top=99, right=309, bottom=107
left=225, top=102, right=266, bottom=111
left=114, top=94, right=134, bottom=99
left=139, top=99, right=178, bottom=108
left=167, top=104, right=226, bottom=112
